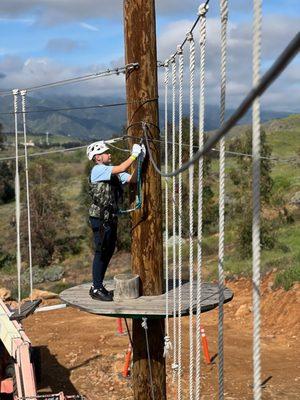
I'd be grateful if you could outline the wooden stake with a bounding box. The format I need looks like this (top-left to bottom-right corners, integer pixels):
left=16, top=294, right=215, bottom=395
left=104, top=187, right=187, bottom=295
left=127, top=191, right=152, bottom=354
left=123, top=1, right=166, bottom=399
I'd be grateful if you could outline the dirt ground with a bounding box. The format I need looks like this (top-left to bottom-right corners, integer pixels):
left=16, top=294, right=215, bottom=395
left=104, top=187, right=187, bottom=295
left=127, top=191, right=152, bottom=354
left=22, top=265, right=299, bottom=400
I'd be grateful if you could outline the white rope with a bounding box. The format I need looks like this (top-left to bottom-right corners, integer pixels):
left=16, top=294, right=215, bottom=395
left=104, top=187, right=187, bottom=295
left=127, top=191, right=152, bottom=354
left=171, top=57, right=178, bottom=378
left=163, top=63, right=172, bottom=359
left=252, top=0, right=262, bottom=398
left=13, top=89, right=22, bottom=306
left=187, top=32, right=195, bottom=400
left=177, top=44, right=184, bottom=400
left=141, top=318, right=155, bottom=400
left=195, top=4, right=208, bottom=400
left=20, top=90, right=33, bottom=301
left=218, top=1, right=228, bottom=398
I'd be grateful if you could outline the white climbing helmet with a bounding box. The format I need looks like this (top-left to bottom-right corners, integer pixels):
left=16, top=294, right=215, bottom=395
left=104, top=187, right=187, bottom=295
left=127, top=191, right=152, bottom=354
left=86, top=141, right=109, bottom=160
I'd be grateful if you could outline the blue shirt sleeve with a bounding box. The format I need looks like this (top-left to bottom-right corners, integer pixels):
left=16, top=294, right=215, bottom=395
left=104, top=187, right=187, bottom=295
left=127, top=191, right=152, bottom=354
left=91, top=165, right=131, bottom=184
left=91, top=165, right=113, bottom=183
left=118, top=172, right=131, bottom=185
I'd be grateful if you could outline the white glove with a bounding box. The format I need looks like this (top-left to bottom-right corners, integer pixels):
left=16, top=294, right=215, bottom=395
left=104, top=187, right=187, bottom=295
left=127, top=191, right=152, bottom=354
left=140, top=144, right=146, bottom=161
left=131, top=144, right=142, bottom=159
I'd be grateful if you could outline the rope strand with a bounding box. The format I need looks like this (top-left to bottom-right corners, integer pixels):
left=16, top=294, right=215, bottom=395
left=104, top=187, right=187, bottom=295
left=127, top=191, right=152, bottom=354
left=20, top=90, right=34, bottom=301
left=252, top=0, right=262, bottom=398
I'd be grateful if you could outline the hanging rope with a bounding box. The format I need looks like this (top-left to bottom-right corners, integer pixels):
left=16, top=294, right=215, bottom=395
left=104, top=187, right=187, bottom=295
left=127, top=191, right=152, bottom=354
left=177, top=44, right=184, bottom=400
left=118, top=153, right=143, bottom=214
left=20, top=90, right=34, bottom=301
left=187, top=31, right=195, bottom=400
left=13, top=89, right=22, bottom=306
left=171, top=57, right=178, bottom=379
left=217, top=1, right=228, bottom=398
left=163, top=63, right=172, bottom=359
left=141, top=318, right=156, bottom=400
left=252, top=0, right=262, bottom=398
left=195, top=4, right=209, bottom=400
left=144, top=33, right=300, bottom=179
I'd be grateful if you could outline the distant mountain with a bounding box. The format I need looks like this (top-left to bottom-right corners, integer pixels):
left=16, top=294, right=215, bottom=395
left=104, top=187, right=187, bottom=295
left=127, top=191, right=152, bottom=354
left=0, top=94, right=292, bottom=141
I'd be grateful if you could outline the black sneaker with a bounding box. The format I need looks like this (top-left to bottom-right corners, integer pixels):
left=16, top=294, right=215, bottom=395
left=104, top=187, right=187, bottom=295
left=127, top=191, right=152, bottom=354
left=89, top=286, right=113, bottom=302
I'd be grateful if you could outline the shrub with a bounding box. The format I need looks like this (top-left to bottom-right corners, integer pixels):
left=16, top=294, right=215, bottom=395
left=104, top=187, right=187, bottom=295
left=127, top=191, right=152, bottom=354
left=274, top=264, right=300, bottom=291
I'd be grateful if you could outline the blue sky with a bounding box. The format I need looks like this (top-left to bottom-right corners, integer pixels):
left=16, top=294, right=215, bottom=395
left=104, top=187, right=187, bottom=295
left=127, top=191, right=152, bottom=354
left=0, top=1, right=299, bottom=111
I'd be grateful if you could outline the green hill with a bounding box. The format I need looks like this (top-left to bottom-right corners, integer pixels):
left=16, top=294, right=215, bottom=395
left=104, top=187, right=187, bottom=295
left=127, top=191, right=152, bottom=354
left=0, top=114, right=299, bottom=295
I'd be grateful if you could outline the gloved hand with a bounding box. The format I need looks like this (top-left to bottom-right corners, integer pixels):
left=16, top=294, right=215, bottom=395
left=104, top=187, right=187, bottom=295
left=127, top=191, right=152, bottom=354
left=131, top=144, right=142, bottom=159
left=140, top=144, right=147, bottom=161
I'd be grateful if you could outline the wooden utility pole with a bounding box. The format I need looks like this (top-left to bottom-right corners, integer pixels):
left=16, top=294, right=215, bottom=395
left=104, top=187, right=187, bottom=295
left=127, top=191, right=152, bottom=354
left=124, top=1, right=166, bottom=399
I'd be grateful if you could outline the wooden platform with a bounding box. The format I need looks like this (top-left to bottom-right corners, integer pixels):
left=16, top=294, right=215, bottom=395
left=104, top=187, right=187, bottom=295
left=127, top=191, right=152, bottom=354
left=60, top=280, right=233, bottom=319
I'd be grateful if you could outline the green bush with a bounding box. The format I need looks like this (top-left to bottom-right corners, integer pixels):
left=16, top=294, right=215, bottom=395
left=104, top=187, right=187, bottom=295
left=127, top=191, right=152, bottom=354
left=274, top=264, right=300, bottom=291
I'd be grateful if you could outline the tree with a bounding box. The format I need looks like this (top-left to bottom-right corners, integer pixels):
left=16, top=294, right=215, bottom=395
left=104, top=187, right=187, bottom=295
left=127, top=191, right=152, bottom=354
left=163, top=117, right=218, bottom=236
left=20, top=159, right=72, bottom=267
left=0, top=161, right=15, bottom=204
left=0, top=123, right=5, bottom=150
left=228, top=128, right=276, bottom=257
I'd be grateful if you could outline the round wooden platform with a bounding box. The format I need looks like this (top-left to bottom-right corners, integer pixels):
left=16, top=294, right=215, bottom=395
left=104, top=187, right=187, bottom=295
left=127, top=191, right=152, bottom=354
left=60, top=280, right=233, bottom=319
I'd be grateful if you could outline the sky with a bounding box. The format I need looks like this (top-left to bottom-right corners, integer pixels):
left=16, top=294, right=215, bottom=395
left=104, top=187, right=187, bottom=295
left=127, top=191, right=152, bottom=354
left=0, top=0, right=299, bottom=112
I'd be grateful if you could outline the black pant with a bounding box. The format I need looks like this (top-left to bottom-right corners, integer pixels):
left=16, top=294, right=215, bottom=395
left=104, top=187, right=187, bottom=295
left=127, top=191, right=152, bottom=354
left=89, top=217, right=117, bottom=288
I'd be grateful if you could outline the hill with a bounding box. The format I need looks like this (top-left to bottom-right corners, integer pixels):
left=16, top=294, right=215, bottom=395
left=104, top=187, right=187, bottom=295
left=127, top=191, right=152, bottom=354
left=0, top=94, right=292, bottom=140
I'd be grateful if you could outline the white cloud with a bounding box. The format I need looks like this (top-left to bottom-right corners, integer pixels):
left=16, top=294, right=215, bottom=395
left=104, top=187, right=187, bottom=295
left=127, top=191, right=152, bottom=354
left=0, top=8, right=298, bottom=112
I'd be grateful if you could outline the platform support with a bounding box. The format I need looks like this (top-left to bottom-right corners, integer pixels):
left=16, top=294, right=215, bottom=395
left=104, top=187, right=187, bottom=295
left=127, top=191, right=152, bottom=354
left=124, top=1, right=165, bottom=399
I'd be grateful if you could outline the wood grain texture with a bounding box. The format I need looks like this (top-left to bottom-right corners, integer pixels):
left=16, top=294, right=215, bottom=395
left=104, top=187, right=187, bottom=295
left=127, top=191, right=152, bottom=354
left=60, top=281, right=234, bottom=318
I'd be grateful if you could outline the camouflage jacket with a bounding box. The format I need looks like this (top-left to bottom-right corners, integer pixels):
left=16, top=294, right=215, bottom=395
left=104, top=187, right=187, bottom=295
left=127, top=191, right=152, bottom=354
left=88, top=174, right=123, bottom=220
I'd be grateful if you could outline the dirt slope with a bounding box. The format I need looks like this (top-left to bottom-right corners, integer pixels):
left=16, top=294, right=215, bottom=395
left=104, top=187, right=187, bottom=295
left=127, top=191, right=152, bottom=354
left=23, top=275, right=299, bottom=399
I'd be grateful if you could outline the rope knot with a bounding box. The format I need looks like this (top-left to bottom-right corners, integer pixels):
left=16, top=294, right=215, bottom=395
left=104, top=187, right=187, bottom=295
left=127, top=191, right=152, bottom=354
left=198, top=3, right=209, bottom=17
left=176, top=45, right=183, bottom=55
left=186, top=32, right=193, bottom=42
left=163, top=335, right=172, bottom=358
left=141, top=317, right=148, bottom=330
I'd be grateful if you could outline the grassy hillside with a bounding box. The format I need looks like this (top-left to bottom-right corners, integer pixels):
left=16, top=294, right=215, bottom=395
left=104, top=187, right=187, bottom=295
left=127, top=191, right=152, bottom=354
left=0, top=114, right=299, bottom=296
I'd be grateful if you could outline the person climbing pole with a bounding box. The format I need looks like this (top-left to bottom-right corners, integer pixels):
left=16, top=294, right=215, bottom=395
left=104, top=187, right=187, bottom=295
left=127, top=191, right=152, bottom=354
left=86, top=141, right=145, bottom=301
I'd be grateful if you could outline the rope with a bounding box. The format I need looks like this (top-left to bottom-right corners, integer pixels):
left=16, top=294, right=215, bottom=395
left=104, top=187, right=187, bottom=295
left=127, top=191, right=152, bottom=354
left=164, top=0, right=211, bottom=66
left=218, top=1, right=228, bottom=398
left=141, top=318, right=155, bottom=400
left=0, top=63, right=139, bottom=96
left=187, top=32, right=195, bottom=400
left=20, top=90, right=33, bottom=301
left=252, top=0, right=262, bottom=398
left=13, top=89, right=22, bottom=306
left=171, top=57, right=178, bottom=379
left=195, top=4, right=209, bottom=399
left=142, top=32, right=300, bottom=178
left=118, top=153, right=143, bottom=214
left=163, top=63, right=172, bottom=359
left=177, top=44, right=184, bottom=400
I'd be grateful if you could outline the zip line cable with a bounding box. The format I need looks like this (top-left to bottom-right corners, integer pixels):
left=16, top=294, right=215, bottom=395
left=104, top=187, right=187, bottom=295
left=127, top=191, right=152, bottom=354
left=142, top=32, right=300, bottom=178
left=0, top=97, right=158, bottom=116
left=0, top=133, right=297, bottom=164
left=0, top=63, right=139, bottom=96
